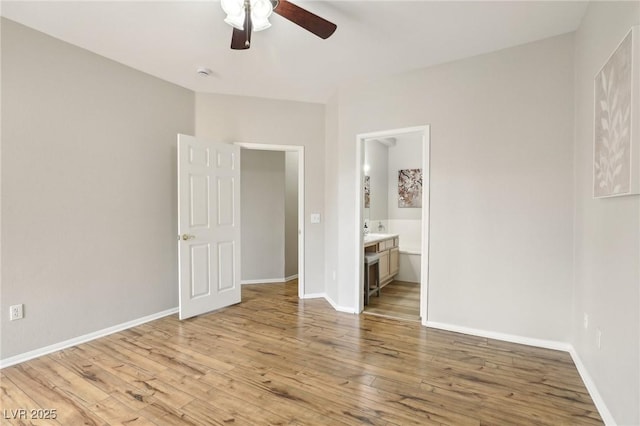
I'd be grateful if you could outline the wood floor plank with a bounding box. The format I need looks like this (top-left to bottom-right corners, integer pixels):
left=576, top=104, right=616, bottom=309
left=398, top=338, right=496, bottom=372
left=27, top=356, right=111, bottom=406
left=0, top=281, right=603, bottom=425
left=87, top=396, right=157, bottom=425
left=200, top=369, right=353, bottom=425
left=180, top=397, right=277, bottom=426
left=0, top=372, right=59, bottom=426
left=2, top=363, right=106, bottom=425
left=365, top=280, right=421, bottom=321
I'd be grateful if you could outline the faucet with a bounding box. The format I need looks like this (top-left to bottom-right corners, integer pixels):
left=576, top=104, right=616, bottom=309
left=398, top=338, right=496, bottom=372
left=364, top=222, right=370, bottom=235
left=377, top=221, right=385, bottom=232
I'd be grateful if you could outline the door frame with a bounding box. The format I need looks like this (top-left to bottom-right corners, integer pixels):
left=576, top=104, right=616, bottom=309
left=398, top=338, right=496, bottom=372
left=235, top=143, right=305, bottom=298
left=355, top=125, right=431, bottom=325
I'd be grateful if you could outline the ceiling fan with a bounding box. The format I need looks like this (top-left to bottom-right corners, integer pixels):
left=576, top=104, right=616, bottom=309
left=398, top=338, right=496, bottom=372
left=221, top=0, right=337, bottom=50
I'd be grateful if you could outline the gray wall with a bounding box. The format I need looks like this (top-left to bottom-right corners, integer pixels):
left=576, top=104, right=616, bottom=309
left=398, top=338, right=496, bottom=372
left=195, top=93, right=325, bottom=295
left=573, top=2, right=640, bottom=424
left=1, top=19, right=194, bottom=359
left=325, top=33, right=575, bottom=342
left=284, top=151, right=299, bottom=279
left=240, top=150, right=285, bottom=281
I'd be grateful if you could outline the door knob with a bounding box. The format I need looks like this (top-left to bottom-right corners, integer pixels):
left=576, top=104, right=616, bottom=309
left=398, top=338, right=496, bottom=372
left=181, top=234, right=196, bottom=241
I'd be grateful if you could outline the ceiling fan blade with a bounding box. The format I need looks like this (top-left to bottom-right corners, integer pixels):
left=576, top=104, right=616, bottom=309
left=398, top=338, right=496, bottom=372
left=231, top=11, right=252, bottom=49
left=273, top=0, right=336, bottom=39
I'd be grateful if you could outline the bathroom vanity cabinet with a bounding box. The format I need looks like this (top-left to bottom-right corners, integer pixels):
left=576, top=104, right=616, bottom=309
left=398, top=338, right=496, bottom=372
left=364, top=234, right=399, bottom=288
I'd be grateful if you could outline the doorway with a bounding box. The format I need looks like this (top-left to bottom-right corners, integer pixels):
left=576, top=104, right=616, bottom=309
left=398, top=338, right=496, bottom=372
left=236, top=143, right=305, bottom=298
left=355, top=126, right=430, bottom=325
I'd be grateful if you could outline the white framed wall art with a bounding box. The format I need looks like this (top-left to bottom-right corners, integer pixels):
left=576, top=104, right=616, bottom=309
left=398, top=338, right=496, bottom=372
left=594, top=25, right=640, bottom=198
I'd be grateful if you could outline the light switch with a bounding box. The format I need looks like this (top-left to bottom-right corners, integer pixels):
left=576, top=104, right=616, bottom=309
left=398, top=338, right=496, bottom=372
left=310, top=213, right=321, bottom=224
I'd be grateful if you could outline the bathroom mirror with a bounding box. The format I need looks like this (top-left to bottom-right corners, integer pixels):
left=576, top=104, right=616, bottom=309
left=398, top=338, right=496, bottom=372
left=363, top=140, right=389, bottom=227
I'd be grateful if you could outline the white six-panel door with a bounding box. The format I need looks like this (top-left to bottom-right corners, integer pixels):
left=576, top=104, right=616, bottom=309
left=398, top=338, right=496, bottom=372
left=178, top=134, right=241, bottom=320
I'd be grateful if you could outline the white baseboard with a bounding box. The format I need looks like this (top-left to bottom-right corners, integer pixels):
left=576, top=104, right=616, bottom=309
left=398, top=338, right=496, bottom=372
left=300, top=292, right=325, bottom=299
left=241, top=278, right=286, bottom=285
left=241, top=276, right=298, bottom=285
left=568, top=347, right=616, bottom=425
left=426, top=321, right=572, bottom=351
left=0, top=307, right=178, bottom=369
left=324, top=294, right=357, bottom=314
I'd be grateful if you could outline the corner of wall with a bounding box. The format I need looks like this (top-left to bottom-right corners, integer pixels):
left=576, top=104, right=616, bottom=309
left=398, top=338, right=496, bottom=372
left=568, top=346, right=617, bottom=425
left=323, top=92, right=341, bottom=303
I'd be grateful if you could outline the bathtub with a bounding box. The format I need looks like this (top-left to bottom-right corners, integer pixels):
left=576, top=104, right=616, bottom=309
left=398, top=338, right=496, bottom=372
left=397, top=247, right=421, bottom=283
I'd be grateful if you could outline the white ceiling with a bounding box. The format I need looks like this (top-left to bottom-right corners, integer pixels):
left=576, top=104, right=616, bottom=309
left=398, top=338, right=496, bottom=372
left=1, top=1, right=588, bottom=103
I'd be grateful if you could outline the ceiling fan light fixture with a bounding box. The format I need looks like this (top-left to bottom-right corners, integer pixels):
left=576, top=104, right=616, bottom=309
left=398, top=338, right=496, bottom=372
left=251, top=15, right=271, bottom=32
left=221, top=0, right=246, bottom=29
left=250, top=0, right=273, bottom=31
left=224, top=13, right=245, bottom=30
left=221, top=0, right=243, bottom=16
left=222, top=0, right=272, bottom=32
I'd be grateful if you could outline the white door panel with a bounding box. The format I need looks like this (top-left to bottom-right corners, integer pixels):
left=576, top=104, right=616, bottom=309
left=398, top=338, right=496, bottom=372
left=178, top=135, right=241, bottom=320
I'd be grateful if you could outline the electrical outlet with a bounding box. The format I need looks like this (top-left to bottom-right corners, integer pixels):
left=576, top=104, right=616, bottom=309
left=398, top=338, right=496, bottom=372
left=596, top=328, right=602, bottom=349
left=583, top=313, right=589, bottom=329
left=9, top=304, right=24, bottom=321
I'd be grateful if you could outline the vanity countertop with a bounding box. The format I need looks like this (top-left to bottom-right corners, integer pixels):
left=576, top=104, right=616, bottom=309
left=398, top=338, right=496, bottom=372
left=363, top=233, right=399, bottom=245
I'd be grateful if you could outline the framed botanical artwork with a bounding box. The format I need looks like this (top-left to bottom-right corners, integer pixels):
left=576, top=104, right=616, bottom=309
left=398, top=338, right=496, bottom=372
left=594, top=25, right=640, bottom=198
left=398, top=169, right=422, bottom=208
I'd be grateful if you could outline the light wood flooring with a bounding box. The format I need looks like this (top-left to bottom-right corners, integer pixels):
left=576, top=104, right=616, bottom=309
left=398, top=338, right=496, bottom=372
left=1, top=281, right=602, bottom=425
left=364, top=280, right=420, bottom=322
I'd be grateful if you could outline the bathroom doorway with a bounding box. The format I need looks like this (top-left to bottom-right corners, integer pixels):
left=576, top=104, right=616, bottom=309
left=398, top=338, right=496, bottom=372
left=355, top=126, right=430, bottom=324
